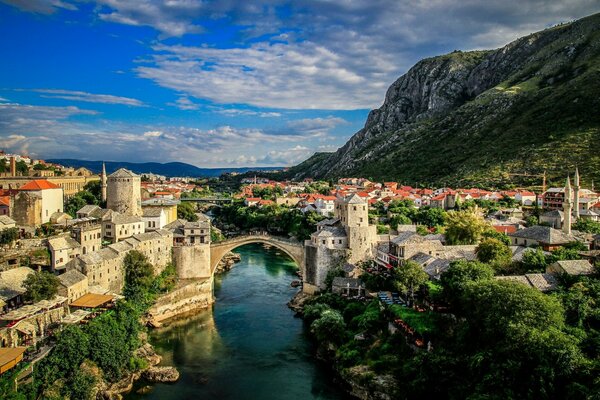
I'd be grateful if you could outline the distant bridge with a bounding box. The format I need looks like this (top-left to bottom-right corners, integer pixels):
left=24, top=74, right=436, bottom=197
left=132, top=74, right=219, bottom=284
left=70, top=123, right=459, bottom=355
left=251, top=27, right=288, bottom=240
left=210, top=234, right=304, bottom=274
left=180, top=197, right=233, bottom=204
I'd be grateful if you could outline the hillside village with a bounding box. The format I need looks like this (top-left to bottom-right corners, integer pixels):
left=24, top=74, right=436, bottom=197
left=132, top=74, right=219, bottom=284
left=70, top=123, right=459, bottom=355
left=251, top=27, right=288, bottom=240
left=0, top=150, right=600, bottom=389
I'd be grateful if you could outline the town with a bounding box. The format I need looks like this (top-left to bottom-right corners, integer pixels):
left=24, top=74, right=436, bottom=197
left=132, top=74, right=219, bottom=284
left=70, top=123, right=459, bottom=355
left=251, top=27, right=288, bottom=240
left=1, top=148, right=599, bottom=397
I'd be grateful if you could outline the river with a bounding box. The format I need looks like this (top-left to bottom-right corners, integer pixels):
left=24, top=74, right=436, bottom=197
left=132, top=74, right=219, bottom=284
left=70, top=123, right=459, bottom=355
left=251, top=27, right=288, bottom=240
left=126, top=243, right=351, bottom=400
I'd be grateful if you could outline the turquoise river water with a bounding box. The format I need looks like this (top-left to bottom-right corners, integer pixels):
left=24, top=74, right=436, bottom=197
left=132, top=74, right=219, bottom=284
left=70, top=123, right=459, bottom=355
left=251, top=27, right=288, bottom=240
left=126, top=243, right=351, bottom=400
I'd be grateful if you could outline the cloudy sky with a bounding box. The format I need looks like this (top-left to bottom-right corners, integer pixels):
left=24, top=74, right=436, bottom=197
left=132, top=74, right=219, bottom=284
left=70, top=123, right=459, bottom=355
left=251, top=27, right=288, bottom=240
left=1, top=1, right=598, bottom=167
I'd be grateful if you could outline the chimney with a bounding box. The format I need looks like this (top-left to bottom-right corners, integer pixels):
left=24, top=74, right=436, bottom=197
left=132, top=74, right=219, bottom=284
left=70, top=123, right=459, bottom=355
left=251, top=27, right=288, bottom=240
left=9, top=156, right=16, bottom=176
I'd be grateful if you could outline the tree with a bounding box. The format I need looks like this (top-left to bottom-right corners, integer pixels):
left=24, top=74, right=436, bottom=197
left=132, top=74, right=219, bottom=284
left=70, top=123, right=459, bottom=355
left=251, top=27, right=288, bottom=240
left=458, top=280, right=583, bottom=398
left=414, top=207, right=447, bottom=228
left=23, top=271, right=59, bottom=302
left=393, top=261, right=428, bottom=303
left=123, top=250, right=154, bottom=303
left=520, top=247, right=549, bottom=272
left=445, top=208, right=489, bottom=245
left=0, top=227, right=18, bottom=246
left=440, top=260, right=494, bottom=305
left=476, top=237, right=512, bottom=271
left=311, top=309, right=347, bottom=344
left=573, top=218, right=600, bottom=234
left=177, top=202, right=198, bottom=222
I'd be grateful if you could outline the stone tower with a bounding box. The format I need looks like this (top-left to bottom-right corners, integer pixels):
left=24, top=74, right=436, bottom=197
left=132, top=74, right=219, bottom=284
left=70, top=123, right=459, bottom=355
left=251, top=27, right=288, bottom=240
left=574, top=167, right=580, bottom=219
left=106, top=168, right=142, bottom=216
left=101, top=162, right=107, bottom=203
left=563, top=176, right=572, bottom=235
left=335, top=193, right=376, bottom=263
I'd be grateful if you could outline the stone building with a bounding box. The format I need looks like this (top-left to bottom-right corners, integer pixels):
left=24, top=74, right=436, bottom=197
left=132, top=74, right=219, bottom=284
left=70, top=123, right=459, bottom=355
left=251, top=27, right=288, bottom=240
left=12, top=179, right=64, bottom=226
left=141, top=198, right=179, bottom=225
left=68, top=229, right=173, bottom=293
left=106, top=168, right=142, bottom=216
left=48, top=235, right=81, bottom=271
left=303, top=193, right=377, bottom=292
left=102, top=212, right=145, bottom=243
left=71, top=223, right=102, bottom=255
left=57, top=269, right=89, bottom=303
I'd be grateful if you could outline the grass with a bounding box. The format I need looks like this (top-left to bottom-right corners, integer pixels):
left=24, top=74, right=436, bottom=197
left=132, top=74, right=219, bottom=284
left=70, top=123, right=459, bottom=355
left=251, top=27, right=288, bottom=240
left=390, top=304, right=438, bottom=336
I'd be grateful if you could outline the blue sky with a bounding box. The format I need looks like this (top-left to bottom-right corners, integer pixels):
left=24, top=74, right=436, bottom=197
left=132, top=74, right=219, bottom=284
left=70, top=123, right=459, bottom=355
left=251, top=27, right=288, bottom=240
left=0, top=1, right=598, bottom=168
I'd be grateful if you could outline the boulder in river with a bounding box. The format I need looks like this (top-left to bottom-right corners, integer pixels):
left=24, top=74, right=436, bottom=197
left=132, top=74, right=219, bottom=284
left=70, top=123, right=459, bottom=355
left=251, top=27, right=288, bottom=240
left=143, top=366, right=180, bottom=383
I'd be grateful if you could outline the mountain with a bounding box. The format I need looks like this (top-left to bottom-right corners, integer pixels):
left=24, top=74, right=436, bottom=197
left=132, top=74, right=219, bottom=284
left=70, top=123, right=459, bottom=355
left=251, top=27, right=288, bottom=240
left=288, top=13, right=600, bottom=188
left=47, top=159, right=283, bottom=178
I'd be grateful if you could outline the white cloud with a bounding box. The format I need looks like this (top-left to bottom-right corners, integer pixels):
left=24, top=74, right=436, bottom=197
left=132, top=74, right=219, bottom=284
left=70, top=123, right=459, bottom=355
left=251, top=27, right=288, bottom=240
left=143, top=130, right=162, bottom=137
left=28, top=89, right=145, bottom=107
left=168, top=96, right=200, bottom=110
left=1, top=0, right=76, bottom=14
left=95, top=0, right=205, bottom=38
left=213, top=108, right=282, bottom=118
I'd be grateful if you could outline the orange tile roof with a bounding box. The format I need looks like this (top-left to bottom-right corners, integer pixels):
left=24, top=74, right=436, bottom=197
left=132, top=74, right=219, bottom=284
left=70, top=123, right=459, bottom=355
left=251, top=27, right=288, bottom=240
left=0, top=196, right=9, bottom=207
left=19, top=179, right=60, bottom=190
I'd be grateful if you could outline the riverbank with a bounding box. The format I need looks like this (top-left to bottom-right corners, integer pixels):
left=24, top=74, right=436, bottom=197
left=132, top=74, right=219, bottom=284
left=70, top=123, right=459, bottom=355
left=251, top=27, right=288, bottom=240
left=289, top=291, right=400, bottom=400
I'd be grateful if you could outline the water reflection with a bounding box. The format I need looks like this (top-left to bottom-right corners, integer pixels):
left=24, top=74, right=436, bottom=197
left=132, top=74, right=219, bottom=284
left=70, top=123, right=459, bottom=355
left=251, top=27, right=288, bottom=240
left=126, top=244, right=350, bottom=400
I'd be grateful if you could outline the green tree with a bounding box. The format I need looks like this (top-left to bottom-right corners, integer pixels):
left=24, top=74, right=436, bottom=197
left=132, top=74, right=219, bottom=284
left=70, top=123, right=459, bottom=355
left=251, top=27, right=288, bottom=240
left=23, top=271, right=59, bottom=302
left=520, top=247, right=549, bottom=272
left=573, top=218, right=600, bottom=234
left=311, top=309, right=347, bottom=344
left=440, top=260, right=494, bottom=305
left=123, top=250, right=154, bottom=304
left=393, top=260, right=428, bottom=302
left=445, top=208, right=489, bottom=245
left=476, top=237, right=512, bottom=271
left=414, top=207, right=447, bottom=228
left=0, top=227, right=18, bottom=245
left=177, top=202, right=198, bottom=222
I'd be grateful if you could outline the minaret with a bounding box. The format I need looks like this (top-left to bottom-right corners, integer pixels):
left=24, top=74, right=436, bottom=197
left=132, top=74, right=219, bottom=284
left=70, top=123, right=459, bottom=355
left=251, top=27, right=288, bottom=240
left=574, top=167, right=580, bottom=219
left=101, top=162, right=107, bottom=203
left=563, top=176, right=572, bottom=235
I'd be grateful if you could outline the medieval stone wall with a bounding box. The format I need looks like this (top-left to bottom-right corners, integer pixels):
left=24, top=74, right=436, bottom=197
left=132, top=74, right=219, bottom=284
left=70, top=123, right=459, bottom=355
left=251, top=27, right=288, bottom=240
left=107, top=176, right=142, bottom=216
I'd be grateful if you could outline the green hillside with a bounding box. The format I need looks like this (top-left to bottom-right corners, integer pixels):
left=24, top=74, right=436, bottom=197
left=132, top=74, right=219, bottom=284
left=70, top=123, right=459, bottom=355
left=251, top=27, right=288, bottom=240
left=287, top=13, right=600, bottom=189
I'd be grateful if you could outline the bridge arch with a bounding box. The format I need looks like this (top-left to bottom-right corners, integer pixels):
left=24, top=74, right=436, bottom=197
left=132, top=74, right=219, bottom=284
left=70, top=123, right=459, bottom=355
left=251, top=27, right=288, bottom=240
left=209, top=235, right=304, bottom=276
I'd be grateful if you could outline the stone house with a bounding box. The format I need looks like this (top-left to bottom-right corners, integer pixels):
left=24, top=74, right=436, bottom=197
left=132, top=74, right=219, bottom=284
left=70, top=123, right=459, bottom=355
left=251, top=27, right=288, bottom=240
left=12, top=179, right=64, bottom=226
left=57, top=269, right=89, bottom=303
left=539, top=210, right=564, bottom=229
left=48, top=236, right=82, bottom=271
left=0, top=215, right=16, bottom=231
left=76, top=205, right=102, bottom=219
left=0, top=267, right=34, bottom=312
left=332, top=277, right=364, bottom=297
left=547, top=259, right=595, bottom=276
left=508, top=225, right=575, bottom=251
left=496, top=273, right=558, bottom=292
left=141, top=198, right=179, bottom=225
left=71, top=223, right=102, bottom=255
left=102, top=212, right=145, bottom=243
left=142, top=207, right=168, bottom=231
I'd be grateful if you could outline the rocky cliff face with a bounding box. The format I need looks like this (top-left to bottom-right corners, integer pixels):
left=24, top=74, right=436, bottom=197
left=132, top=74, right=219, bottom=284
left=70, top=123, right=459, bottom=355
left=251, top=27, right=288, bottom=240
left=290, top=13, right=600, bottom=186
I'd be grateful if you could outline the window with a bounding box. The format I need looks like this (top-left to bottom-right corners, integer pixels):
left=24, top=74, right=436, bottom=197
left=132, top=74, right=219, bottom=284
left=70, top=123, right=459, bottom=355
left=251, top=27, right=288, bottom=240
left=322, top=240, right=326, bottom=244
left=353, top=206, right=357, bottom=211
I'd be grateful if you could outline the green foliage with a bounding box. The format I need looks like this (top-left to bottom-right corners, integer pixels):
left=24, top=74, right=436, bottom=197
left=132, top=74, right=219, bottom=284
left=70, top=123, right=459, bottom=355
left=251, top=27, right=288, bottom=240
left=215, top=201, right=325, bottom=240
left=0, top=227, right=18, bottom=245
left=311, top=309, right=347, bottom=344
left=440, top=260, right=494, bottom=305
left=210, top=227, right=225, bottom=242
left=303, top=303, right=332, bottom=323
left=64, top=190, right=98, bottom=217
left=376, top=224, right=390, bottom=234
left=573, top=218, right=600, bottom=234
left=23, top=271, right=59, bottom=302
left=476, top=237, right=512, bottom=271
left=520, top=247, right=550, bottom=272
left=393, top=261, right=428, bottom=300
left=445, top=209, right=489, bottom=245
left=413, top=207, right=447, bottom=228
left=389, top=305, right=438, bottom=336
left=177, top=202, right=198, bottom=222
left=351, top=300, right=384, bottom=333
left=123, top=250, right=155, bottom=306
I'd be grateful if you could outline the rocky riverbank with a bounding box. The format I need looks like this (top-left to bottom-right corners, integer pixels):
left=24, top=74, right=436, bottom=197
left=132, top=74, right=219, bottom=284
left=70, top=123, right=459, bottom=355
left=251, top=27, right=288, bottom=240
left=214, top=251, right=241, bottom=274
left=89, top=341, right=179, bottom=399
left=288, top=291, right=399, bottom=400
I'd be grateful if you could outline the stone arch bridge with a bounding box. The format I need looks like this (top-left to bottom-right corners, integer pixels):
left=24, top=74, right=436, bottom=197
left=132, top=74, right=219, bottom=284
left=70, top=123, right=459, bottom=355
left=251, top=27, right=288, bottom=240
left=210, top=234, right=304, bottom=274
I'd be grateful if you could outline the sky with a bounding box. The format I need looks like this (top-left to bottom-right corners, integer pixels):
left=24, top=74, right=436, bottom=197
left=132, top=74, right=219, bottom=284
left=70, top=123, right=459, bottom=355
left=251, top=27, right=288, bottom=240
left=0, top=1, right=598, bottom=168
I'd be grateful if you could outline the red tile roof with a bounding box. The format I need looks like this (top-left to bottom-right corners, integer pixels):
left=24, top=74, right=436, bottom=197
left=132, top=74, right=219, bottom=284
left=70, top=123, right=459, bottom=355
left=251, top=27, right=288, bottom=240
left=19, top=179, right=60, bottom=190
left=493, top=225, right=518, bottom=234
left=0, top=196, right=9, bottom=207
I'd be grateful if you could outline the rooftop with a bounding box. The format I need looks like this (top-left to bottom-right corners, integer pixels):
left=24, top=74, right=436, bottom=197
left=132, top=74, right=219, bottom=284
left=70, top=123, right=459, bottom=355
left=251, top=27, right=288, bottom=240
left=509, top=225, right=575, bottom=244
left=19, top=179, right=60, bottom=190
left=70, top=293, right=114, bottom=308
